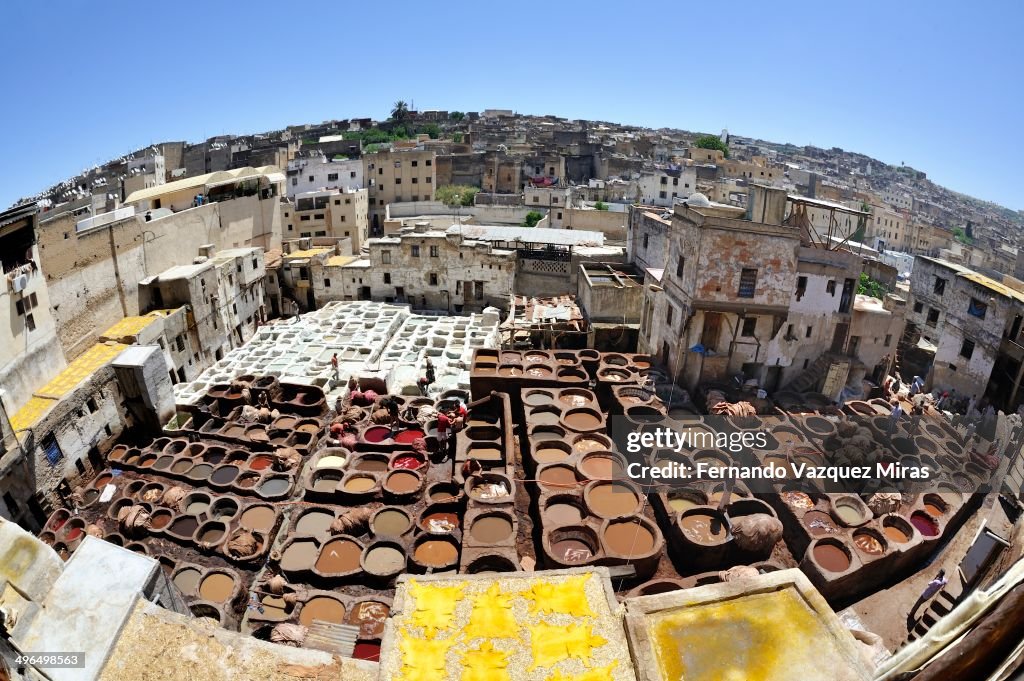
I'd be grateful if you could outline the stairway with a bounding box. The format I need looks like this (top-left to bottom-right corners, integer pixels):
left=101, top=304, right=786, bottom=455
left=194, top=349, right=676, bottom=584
left=782, top=353, right=835, bottom=393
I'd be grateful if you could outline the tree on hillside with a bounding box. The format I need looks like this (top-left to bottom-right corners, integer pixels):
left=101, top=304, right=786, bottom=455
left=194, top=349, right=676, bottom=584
left=694, top=134, right=729, bottom=158
left=449, top=111, right=465, bottom=121
left=436, top=185, right=479, bottom=207
left=390, top=100, right=409, bottom=122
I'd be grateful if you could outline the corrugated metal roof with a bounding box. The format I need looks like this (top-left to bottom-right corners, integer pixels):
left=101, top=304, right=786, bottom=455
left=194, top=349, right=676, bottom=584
left=451, top=225, right=604, bottom=247
left=960, top=272, right=1024, bottom=304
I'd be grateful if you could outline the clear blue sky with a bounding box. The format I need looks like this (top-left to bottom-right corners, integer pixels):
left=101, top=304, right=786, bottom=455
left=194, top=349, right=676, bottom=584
left=3, top=1, right=1022, bottom=211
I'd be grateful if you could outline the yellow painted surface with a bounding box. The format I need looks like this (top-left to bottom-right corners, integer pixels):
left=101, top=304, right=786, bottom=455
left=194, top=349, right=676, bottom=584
left=35, top=343, right=128, bottom=400
left=285, top=248, right=331, bottom=259
left=9, top=396, right=58, bottom=433
left=650, top=588, right=838, bottom=681
left=961, top=272, right=1024, bottom=304
left=101, top=315, right=160, bottom=339
left=326, top=255, right=357, bottom=267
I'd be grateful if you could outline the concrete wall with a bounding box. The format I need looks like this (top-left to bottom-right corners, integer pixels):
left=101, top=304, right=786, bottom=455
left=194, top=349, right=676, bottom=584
left=628, top=206, right=671, bottom=272
left=562, top=207, right=627, bottom=242
left=387, top=200, right=537, bottom=225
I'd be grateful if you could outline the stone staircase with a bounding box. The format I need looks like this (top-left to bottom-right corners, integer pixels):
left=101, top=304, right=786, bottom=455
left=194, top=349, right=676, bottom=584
left=782, top=353, right=834, bottom=393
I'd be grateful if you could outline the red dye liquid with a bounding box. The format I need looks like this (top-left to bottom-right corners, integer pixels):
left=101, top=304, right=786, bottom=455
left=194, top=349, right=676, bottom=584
left=910, top=512, right=938, bottom=537
left=51, top=517, right=67, bottom=531
left=65, top=528, right=83, bottom=541
left=353, top=642, right=381, bottom=661
left=391, top=454, right=424, bottom=470
left=394, top=429, right=425, bottom=444
left=249, top=456, right=273, bottom=471
left=363, top=426, right=391, bottom=443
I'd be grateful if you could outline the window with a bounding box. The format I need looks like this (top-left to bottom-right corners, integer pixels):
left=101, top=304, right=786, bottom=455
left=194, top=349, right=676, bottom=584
left=474, top=281, right=484, bottom=300
left=913, top=301, right=924, bottom=313
left=557, top=212, right=562, bottom=219
left=350, top=171, right=356, bottom=178
left=394, top=161, right=401, bottom=168
left=345, top=198, right=351, bottom=204
left=395, top=178, right=402, bottom=185
left=412, top=160, right=418, bottom=167
left=659, top=191, right=667, bottom=199
left=960, top=338, right=975, bottom=359
left=666, top=306, right=674, bottom=326
left=378, top=168, right=383, bottom=175
left=300, top=215, right=310, bottom=221
left=534, top=196, right=540, bottom=203
left=968, top=298, right=988, bottom=319
left=430, top=245, right=439, bottom=257
left=25, top=314, right=35, bottom=331
left=42, top=434, right=63, bottom=466
left=806, top=325, right=813, bottom=338
left=673, top=177, right=679, bottom=186
left=675, top=256, right=685, bottom=278
left=324, top=278, right=331, bottom=288
left=933, top=277, right=946, bottom=295
left=429, top=273, right=438, bottom=286
left=884, top=334, right=892, bottom=346
left=826, top=280, right=836, bottom=295
left=738, top=269, right=757, bottom=298
left=335, top=199, right=341, bottom=205
left=426, top=159, right=432, bottom=166
left=383, top=273, right=391, bottom=284
left=927, top=308, right=939, bottom=327
left=411, top=245, right=420, bottom=257
left=425, top=177, right=431, bottom=183
left=382, top=250, right=391, bottom=264
left=308, top=176, right=314, bottom=182
left=796, top=276, right=807, bottom=301
left=412, top=177, right=418, bottom=184
left=660, top=177, right=668, bottom=185
left=741, top=318, right=756, bottom=336
left=175, top=335, right=185, bottom=352
left=327, top=173, right=339, bottom=181
left=291, top=178, right=297, bottom=186
left=643, top=234, right=649, bottom=249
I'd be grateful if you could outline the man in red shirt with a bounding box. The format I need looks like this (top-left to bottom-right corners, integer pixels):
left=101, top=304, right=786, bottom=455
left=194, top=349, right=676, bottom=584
left=436, top=411, right=451, bottom=459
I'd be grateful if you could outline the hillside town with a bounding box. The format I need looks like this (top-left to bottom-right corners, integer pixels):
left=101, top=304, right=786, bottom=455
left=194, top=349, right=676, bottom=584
left=2, top=105, right=1024, bottom=680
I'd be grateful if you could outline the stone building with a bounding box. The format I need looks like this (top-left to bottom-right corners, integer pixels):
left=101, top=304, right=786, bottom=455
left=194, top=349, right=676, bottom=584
left=282, top=188, right=369, bottom=249
left=286, top=155, right=363, bottom=198
left=364, top=148, right=436, bottom=229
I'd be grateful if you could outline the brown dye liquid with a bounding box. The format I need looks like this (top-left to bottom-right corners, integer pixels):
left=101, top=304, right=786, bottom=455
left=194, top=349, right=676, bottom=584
left=150, top=513, right=172, bottom=529
left=526, top=366, right=552, bottom=377
left=530, top=410, right=561, bottom=426
left=386, top=471, right=420, bottom=493
left=240, top=506, right=275, bottom=531
left=260, top=595, right=288, bottom=620
left=668, top=497, right=700, bottom=513
left=470, top=515, right=513, bottom=543
left=853, top=532, right=884, bottom=555
left=587, top=482, right=639, bottom=516
left=199, top=573, right=235, bottom=602
left=531, top=431, right=564, bottom=442
left=364, top=545, right=405, bottom=574
left=559, top=393, right=591, bottom=408
left=924, top=502, right=945, bottom=516
left=296, top=511, right=334, bottom=536
left=249, top=455, right=273, bottom=471
left=539, top=466, right=577, bottom=488
left=604, top=521, right=655, bottom=556
left=153, top=456, right=174, bottom=470
left=173, top=568, right=201, bottom=596
left=199, top=526, right=225, bottom=543
left=237, top=475, right=258, bottom=488
left=280, top=540, right=318, bottom=571
left=299, top=597, right=346, bottom=627
left=545, top=503, right=583, bottom=524
left=551, top=539, right=592, bottom=563
left=354, top=459, right=388, bottom=472
left=813, top=543, right=851, bottom=572
left=188, top=464, right=214, bottom=478
left=581, top=456, right=620, bottom=480
left=315, top=538, right=362, bottom=574
left=421, top=511, right=459, bottom=532
left=534, top=445, right=569, bottom=463
left=680, top=513, right=728, bottom=543
left=883, top=524, right=910, bottom=543
left=171, top=461, right=192, bottom=473
left=803, top=510, right=839, bottom=536
left=471, top=446, right=502, bottom=461
left=573, top=437, right=604, bottom=453
left=350, top=601, right=389, bottom=638
left=344, top=476, right=376, bottom=492
left=169, top=517, right=199, bottom=536
left=564, top=411, right=601, bottom=429
left=313, top=476, right=340, bottom=493
left=373, top=509, right=410, bottom=536
left=414, top=540, right=458, bottom=567
left=428, top=487, right=458, bottom=502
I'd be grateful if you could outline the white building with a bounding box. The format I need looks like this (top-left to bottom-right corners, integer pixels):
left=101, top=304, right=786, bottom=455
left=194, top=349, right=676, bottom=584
left=286, top=155, right=363, bottom=198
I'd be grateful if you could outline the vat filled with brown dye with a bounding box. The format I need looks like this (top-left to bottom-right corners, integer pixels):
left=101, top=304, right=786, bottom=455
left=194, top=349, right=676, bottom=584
left=543, top=496, right=586, bottom=525
left=469, top=512, right=514, bottom=544
left=852, top=528, right=887, bottom=557
left=279, top=538, right=319, bottom=573
left=209, top=498, right=239, bottom=522
left=315, top=537, right=364, bottom=575
left=371, top=507, right=412, bottom=537
left=802, top=510, right=840, bottom=537
left=239, top=504, right=276, bottom=532
left=678, top=508, right=730, bottom=545
left=810, top=538, right=853, bottom=573
left=562, top=407, right=603, bottom=432
left=349, top=600, right=390, bottom=639
left=194, top=520, right=227, bottom=546
left=537, top=464, right=579, bottom=490
left=311, top=469, right=344, bottom=494
left=340, top=473, right=378, bottom=496
left=547, top=525, right=599, bottom=565
left=384, top=470, right=422, bottom=496
left=602, top=518, right=657, bottom=557
left=578, top=452, right=626, bottom=481
left=298, top=596, right=346, bottom=627
left=533, top=441, right=572, bottom=464
left=584, top=480, right=642, bottom=518
left=295, top=509, right=336, bottom=537
left=412, top=535, right=460, bottom=571
left=172, top=566, right=202, bottom=597
left=881, top=515, right=915, bottom=544
left=199, top=570, right=237, bottom=603
left=419, top=503, right=460, bottom=533
left=361, top=541, right=406, bottom=578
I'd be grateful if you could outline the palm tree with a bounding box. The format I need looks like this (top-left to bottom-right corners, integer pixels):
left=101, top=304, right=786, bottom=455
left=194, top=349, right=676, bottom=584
left=390, top=100, right=409, bottom=122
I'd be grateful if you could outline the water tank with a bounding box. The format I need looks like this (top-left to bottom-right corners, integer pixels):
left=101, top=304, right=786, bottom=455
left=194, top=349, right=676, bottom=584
left=746, top=184, right=787, bottom=226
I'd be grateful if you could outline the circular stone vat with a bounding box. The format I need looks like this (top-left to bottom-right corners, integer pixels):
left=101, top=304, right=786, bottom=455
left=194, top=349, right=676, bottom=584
left=390, top=452, right=425, bottom=470
left=603, top=518, right=657, bottom=557
left=137, top=453, right=158, bottom=468
left=831, top=495, right=870, bottom=527
left=881, top=515, right=915, bottom=544
left=537, top=463, right=579, bottom=490
left=351, top=454, right=389, bottom=473
left=530, top=425, right=567, bottom=443
left=311, top=469, right=343, bottom=494
left=181, top=492, right=212, bottom=515
left=523, top=390, right=556, bottom=408
left=362, top=541, right=406, bottom=578
left=528, top=407, right=562, bottom=426
left=341, top=473, right=378, bottom=494
left=598, top=367, right=630, bottom=382
left=172, top=566, right=202, bottom=597
left=170, top=459, right=193, bottom=474
left=559, top=388, right=595, bottom=408
left=802, top=416, right=836, bottom=436
left=466, top=473, right=513, bottom=502
left=384, top=470, right=422, bottom=495
left=371, top=507, right=412, bottom=537
left=195, top=521, right=227, bottom=546
left=280, top=538, right=319, bottom=572
left=150, top=509, right=174, bottom=531
left=571, top=433, right=612, bottom=454
left=248, top=454, right=274, bottom=471
left=209, top=498, right=239, bottom=521
left=469, top=512, right=514, bottom=543
left=419, top=503, right=460, bottom=533
left=203, top=446, right=228, bottom=465
left=563, top=408, right=602, bottom=431
left=412, top=535, right=459, bottom=570
left=393, top=428, right=425, bottom=445
left=186, top=463, right=214, bottom=481
left=295, top=509, right=335, bottom=536
left=922, top=494, right=950, bottom=517
left=199, top=571, right=236, bottom=602
left=496, top=364, right=522, bottom=377
left=152, top=456, right=174, bottom=471
left=624, top=405, right=663, bottom=424
left=466, top=425, right=502, bottom=441
left=548, top=526, right=598, bottom=564
left=678, top=508, right=730, bottom=545
left=578, top=452, right=626, bottom=481
left=811, top=539, right=853, bottom=573
left=190, top=603, right=224, bottom=625
left=363, top=426, right=392, bottom=443
left=348, top=601, right=390, bottom=638
left=910, top=511, right=940, bottom=537
left=315, top=537, right=364, bottom=575
left=107, top=498, right=134, bottom=521
left=667, top=489, right=708, bottom=513
left=558, top=367, right=588, bottom=381
left=239, top=504, right=276, bottom=532
left=533, top=440, right=571, bottom=464
left=425, top=481, right=461, bottom=503
left=466, top=555, right=519, bottom=574
left=781, top=491, right=815, bottom=510
left=584, top=480, right=642, bottom=518
left=853, top=528, right=887, bottom=556
left=299, top=596, right=347, bottom=627
left=211, top=465, right=240, bottom=486
left=168, top=516, right=199, bottom=539
left=258, top=476, right=291, bottom=498
left=544, top=495, right=586, bottom=525
left=803, top=510, right=840, bottom=536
